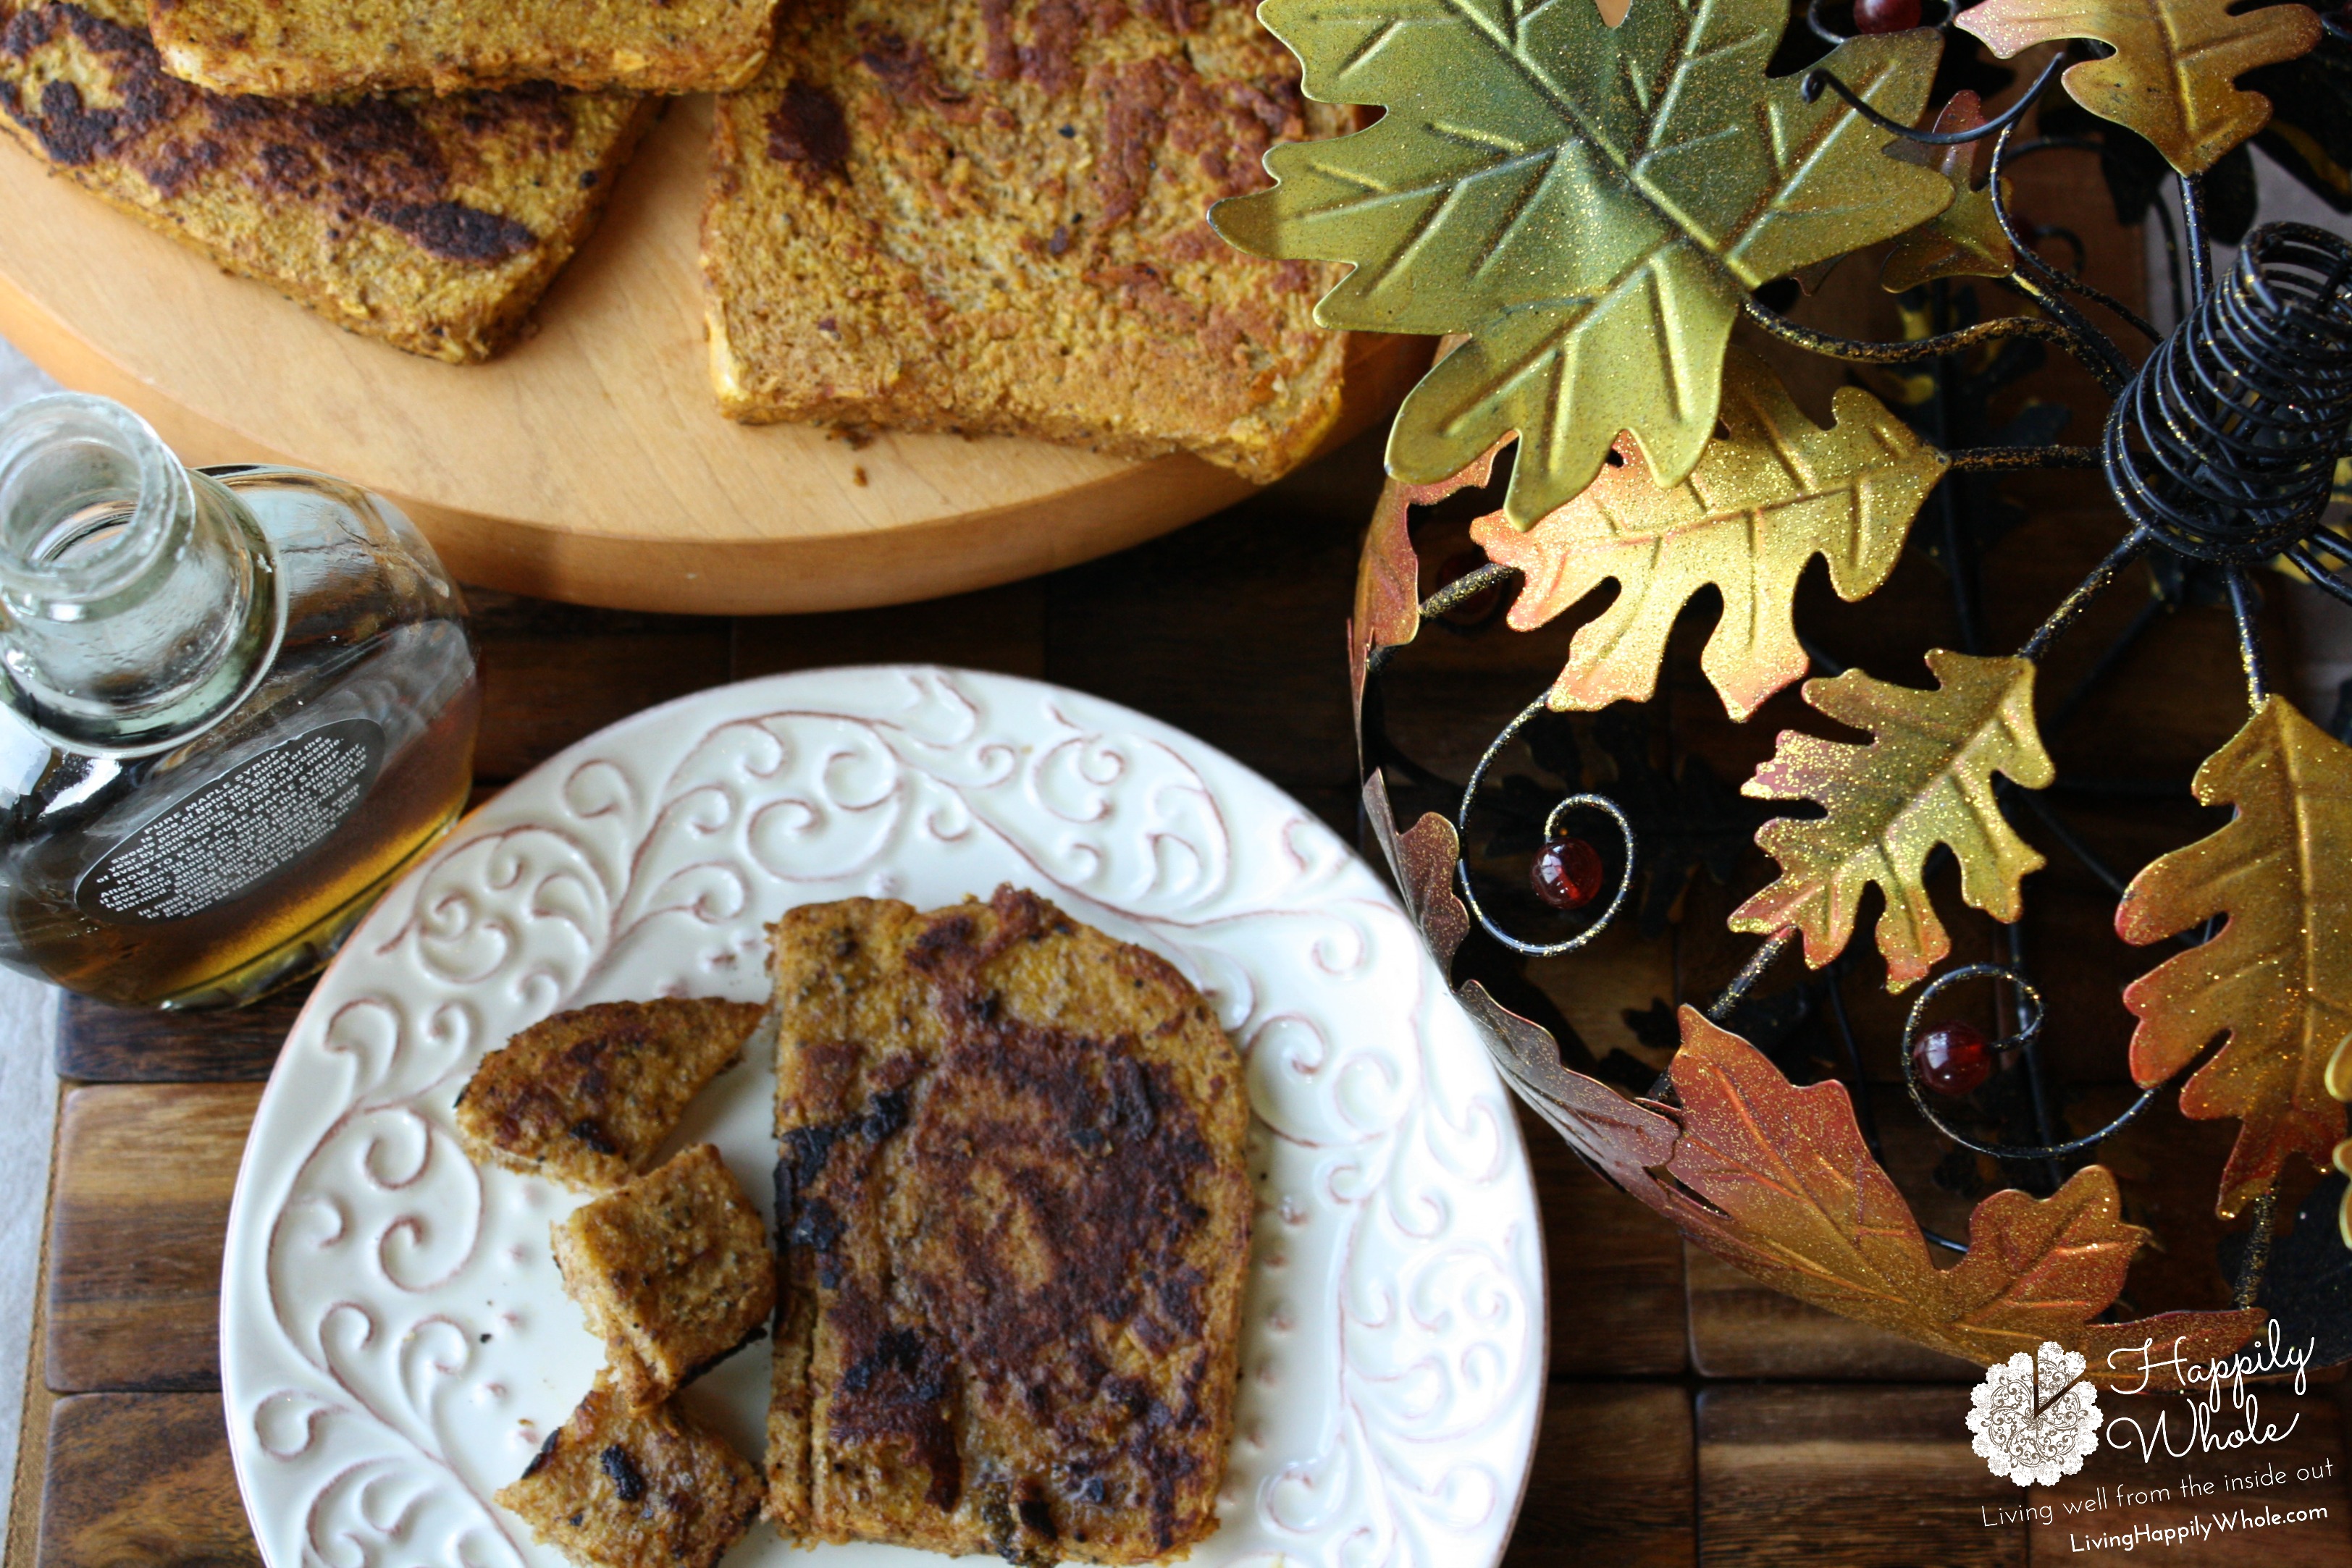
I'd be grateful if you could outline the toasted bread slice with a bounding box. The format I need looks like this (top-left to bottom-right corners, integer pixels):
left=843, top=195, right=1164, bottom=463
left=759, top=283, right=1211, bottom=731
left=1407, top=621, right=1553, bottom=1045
left=552, top=1144, right=778, bottom=1410
left=148, top=0, right=778, bottom=97
left=457, top=998, right=768, bottom=1190
left=764, top=886, right=1251, bottom=1565
left=497, top=1375, right=763, bottom=1568
left=698, top=0, right=1351, bottom=483
left=0, top=1, right=650, bottom=363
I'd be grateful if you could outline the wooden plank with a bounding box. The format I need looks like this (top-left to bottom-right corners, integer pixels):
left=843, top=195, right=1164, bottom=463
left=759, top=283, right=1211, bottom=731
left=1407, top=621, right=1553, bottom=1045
left=1685, top=1243, right=1979, bottom=1383
left=1505, top=1383, right=1694, bottom=1566
left=2032, top=1394, right=2352, bottom=1564
left=731, top=581, right=1046, bottom=683
left=1697, top=1384, right=2028, bottom=1567
left=468, top=591, right=733, bottom=784
left=44, top=1086, right=259, bottom=1394
left=1042, top=426, right=1390, bottom=836
left=7, top=1090, right=64, bottom=1568
left=54, top=985, right=306, bottom=1084
left=1523, top=1106, right=1687, bottom=1378
left=35, top=1394, right=255, bottom=1568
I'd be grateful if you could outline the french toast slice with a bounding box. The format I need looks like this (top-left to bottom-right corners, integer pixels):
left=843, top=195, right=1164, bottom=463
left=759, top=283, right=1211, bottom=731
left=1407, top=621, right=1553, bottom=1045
left=765, top=886, right=1252, bottom=1564
left=698, top=0, right=1352, bottom=482
left=147, top=0, right=779, bottom=97
left=496, top=1375, right=763, bottom=1568
left=552, top=1143, right=778, bottom=1411
left=0, top=0, right=650, bottom=363
left=458, top=998, right=768, bottom=1191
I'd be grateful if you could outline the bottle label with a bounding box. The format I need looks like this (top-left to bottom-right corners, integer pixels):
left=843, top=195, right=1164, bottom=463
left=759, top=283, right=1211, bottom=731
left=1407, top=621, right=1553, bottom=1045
left=77, top=718, right=386, bottom=924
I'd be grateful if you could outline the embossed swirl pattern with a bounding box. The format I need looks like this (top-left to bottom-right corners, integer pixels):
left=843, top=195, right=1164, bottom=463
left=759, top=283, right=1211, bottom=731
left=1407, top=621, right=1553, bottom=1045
left=218, top=668, right=1545, bottom=1568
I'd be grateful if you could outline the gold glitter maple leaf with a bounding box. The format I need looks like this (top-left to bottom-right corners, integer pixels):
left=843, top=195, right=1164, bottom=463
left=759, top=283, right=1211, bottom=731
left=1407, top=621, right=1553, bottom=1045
left=2117, top=697, right=2352, bottom=1218
left=1732, top=652, right=2054, bottom=990
left=1208, top=0, right=1952, bottom=527
left=1959, top=0, right=2320, bottom=176
left=1469, top=348, right=1947, bottom=721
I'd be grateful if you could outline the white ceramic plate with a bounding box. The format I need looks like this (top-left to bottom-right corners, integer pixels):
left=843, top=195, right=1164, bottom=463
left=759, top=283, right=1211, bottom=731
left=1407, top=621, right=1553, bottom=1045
left=219, top=667, right=1545, bottom=1568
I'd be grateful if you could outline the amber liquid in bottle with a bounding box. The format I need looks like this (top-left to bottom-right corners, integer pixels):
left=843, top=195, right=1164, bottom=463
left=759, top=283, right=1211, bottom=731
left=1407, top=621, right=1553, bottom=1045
left=0, top=400, right=481, bottom=1008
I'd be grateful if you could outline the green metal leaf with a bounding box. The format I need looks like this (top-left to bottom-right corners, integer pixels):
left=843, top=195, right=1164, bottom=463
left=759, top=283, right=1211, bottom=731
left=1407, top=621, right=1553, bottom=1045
left=1211, top=0, right=1952, bottom=524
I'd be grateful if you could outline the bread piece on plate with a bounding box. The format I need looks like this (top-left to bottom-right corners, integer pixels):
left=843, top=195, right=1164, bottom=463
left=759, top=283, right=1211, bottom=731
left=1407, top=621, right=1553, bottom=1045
left=699, top=0, right=1351, bottom=483
left=497, top=1375, right=763, bottom=1568
left=0, top=1, right=650, bottom=363
left=147, top=0, right=779, bottom=97
left=553, top=1143, right=777, bottom=1409
left=458, top=998, right=768, bottom=1190
left=765, top=885, right=1252, bottom=1565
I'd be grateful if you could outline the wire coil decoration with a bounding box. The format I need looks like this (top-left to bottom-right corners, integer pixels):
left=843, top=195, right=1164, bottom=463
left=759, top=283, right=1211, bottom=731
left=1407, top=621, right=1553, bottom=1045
left=2105, top=222, right=2352, bottom=570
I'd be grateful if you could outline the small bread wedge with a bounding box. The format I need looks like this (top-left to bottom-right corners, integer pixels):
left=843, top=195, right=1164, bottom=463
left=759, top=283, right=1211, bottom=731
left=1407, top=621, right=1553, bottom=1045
left=0, top=1, right=650, bottom=363
left=765, top=886, right=1251, bottom=1564
left=497, top=1375, right=763, bottom=1568
left=457, top=999, right=768, bottom=1190
left=147, top=0, right=780, bottom=97
left=699, top=0, right=1351, bottom=482
left=552, top=1144, right=777, bottom=1410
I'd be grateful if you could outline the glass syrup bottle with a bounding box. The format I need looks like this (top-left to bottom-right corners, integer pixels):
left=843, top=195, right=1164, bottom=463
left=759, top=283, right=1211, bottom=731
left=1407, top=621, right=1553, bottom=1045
left=0, top=393, right=480, bottom=1008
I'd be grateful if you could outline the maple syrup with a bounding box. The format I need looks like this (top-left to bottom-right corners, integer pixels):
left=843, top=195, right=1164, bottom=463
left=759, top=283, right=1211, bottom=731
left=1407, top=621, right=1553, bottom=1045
left=0, top=395, right=480, bottom=1006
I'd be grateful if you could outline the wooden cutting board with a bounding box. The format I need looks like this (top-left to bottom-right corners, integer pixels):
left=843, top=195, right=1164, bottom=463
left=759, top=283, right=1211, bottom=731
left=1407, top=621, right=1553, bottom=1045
left=0, top=96, right=1423, bottom=615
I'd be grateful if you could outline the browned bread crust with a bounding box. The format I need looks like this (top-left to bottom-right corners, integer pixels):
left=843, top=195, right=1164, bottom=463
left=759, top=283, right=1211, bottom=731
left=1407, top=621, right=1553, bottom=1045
left=0, top=1, right=650, bottom=363
left=147, top=0, right=779, bottom=97
left=552, top=1143, right=778, bottom=1410
left=765, top=885, right=1251, bottom=1564
left=698, top=0, right=1351, bottom=483
left=458, top=999, right=768, bottom=1189
left=496, top=1375, right=763, bottom=1568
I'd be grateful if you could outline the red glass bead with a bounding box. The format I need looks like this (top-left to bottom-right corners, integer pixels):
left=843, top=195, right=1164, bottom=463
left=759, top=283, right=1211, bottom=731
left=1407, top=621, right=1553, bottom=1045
left=1531, top=836, right=1605, bottom=911
left=1854, top=0, right=1922, bottom=31
left=1912, top=1020, right=1994, bottom=1097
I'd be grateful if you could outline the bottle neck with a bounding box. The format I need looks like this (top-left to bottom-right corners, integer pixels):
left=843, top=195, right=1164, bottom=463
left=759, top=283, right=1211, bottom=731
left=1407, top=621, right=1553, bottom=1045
left=0, top=395, right=282, bottom=757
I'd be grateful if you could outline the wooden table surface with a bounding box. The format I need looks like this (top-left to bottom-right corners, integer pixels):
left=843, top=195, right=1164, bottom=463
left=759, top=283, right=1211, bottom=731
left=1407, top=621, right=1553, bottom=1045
left=14, top=151, right=2352, bottom=1567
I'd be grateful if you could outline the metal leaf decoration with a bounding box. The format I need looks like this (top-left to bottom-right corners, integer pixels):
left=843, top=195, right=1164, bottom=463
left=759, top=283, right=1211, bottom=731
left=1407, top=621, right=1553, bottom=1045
left=1881, top=93, right=2017, bottom=293
left=1350, top=422, right=1503, bottom=675
left=1957, top=0, right=2321, bottom=177
left=1469, top=348, right=1947, bottom=721
left=1209, top=0, right=1952, bottom=526
left=1660, top=1008, right=2264, bottom=1384
left=1732, top=651, right=2055, bottom=990
left=2116, top=696, right=2352, bottom=1218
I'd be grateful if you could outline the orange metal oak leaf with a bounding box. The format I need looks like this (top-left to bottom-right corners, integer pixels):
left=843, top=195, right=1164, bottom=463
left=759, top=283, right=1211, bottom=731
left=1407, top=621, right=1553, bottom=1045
left=1350, top=354, right=1500, bottom=667
left=1361, top=772, right=1472, bottom=972
left=1881, top=93, right=2017, bottom=293
left=1458, top=979, right=1681, bottom=1199
left=1660, top=1008, right=2262, bottom=1384
left=1958, top=0, right=2321, bottom=176
left=1732, top=651, right=2054, bottom=989
left=2117, top=696, right=2352, bottom=1218
left=1469, top=349, right=1946, bottom=722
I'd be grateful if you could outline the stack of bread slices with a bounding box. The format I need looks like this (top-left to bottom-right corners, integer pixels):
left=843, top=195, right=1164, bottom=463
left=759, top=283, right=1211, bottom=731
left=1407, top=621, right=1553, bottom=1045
left=0, top=0, right=1353, bottom=481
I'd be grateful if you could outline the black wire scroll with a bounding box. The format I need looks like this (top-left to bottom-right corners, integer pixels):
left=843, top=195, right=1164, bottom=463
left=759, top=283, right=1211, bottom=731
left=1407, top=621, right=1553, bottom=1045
left=1454, top=696, right=1637, bottom=957
left=1893, top=964, right=2165, bottom=1160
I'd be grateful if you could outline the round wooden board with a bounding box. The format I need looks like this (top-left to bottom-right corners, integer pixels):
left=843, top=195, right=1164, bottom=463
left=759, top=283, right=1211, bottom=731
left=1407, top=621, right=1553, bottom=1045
left=0, top=96, right=1423, bottom=614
